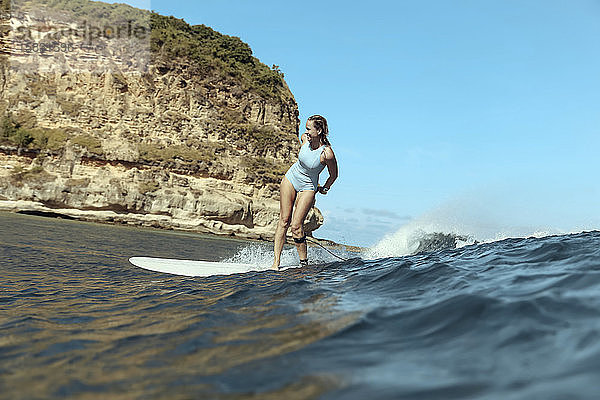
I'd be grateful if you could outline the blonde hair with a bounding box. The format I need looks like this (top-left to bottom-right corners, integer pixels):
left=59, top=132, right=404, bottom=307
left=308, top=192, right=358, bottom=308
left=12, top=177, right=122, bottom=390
left=308, top=115, right=330, bottom=146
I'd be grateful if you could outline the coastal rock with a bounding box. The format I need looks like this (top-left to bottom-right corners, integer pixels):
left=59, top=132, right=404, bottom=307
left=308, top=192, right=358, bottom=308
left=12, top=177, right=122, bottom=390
left=0, top=151, right=323, bottom=241
left=0, top=2, right=324, bottom=241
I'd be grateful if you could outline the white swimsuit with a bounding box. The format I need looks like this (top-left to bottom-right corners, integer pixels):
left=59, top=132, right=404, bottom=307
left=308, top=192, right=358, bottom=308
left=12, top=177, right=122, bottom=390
left=285, top=142, right=326, bottom=192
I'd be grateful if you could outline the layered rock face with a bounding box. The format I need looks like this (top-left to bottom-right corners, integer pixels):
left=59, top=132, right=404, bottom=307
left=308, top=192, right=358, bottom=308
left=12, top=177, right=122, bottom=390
left=0, top=1, right=324, bottom=240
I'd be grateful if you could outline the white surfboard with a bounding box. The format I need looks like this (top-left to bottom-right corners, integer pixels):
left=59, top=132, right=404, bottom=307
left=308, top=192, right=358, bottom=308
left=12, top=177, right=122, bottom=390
left=129, top=256, right=301, bottom=277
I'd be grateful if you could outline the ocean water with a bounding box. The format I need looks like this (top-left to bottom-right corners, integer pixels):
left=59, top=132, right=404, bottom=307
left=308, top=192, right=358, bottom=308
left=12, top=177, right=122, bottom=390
left=1, top=211, right=600, bottom=399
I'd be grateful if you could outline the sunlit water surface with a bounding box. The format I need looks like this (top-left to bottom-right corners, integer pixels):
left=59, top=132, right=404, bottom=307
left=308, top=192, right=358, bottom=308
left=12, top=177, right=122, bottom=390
left=2, top=212, right=600, bottom=399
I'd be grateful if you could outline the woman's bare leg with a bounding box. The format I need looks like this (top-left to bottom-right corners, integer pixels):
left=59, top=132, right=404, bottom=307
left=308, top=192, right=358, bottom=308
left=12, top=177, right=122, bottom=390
left=290, top=190, right=316, bottom=263
left=272, top=177, right=296, bottom=270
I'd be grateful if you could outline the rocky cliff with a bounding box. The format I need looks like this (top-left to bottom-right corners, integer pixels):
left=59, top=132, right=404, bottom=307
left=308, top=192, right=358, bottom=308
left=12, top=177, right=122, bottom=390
left=0, top=0, right=324, bottom=240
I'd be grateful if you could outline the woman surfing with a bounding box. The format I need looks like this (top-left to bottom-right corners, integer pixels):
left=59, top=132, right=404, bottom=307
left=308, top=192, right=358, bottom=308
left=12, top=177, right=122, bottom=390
left=271, top=115, right=338, bottom=270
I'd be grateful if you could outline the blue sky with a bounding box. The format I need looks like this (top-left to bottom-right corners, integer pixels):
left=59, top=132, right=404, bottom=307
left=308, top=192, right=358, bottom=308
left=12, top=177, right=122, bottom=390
left=107, top=0, right=600, bottom=247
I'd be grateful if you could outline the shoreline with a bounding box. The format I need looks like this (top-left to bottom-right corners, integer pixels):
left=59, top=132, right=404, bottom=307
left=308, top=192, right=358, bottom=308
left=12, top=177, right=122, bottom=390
left=0, top=201, right=366, bottom=253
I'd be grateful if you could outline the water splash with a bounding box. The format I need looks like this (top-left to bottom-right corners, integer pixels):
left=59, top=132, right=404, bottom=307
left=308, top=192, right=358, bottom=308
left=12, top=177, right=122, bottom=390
left=220, top=243, right=284, bottom=268
left=364, top=198, right=569, bottom=259
left=221, top=240, right=355, bottom=267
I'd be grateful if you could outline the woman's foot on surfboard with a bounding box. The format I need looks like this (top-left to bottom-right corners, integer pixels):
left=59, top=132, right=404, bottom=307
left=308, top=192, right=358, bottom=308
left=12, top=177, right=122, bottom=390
left=270, top=263, right=280, bottom=271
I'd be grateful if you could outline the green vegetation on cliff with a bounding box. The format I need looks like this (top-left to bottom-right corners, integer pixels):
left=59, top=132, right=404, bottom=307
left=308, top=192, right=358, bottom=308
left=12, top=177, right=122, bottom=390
left=71, top=134, right=103, bottom=156
left=241, top=156, right=289, bottom=185
left=1, top=114, right=35, bottom=149
left=14, top=0, right=289, bottom=100
left=150, top=15, right=287, bottom=100
left=0, top=114, right=101, bottom=155
left=9, top=164, right=56, bottom=186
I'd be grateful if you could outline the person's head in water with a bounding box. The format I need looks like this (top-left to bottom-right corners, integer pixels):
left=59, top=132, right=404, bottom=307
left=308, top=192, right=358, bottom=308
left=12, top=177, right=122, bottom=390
left=307, top=115, right=330, bottom=146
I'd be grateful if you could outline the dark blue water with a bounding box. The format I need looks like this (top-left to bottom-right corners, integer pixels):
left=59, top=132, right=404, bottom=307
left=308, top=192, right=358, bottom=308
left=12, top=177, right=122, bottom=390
left=1, top=212, right=600, bottom=399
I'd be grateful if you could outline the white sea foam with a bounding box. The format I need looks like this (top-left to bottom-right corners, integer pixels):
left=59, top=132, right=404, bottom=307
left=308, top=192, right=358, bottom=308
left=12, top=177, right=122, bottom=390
left=220, top=243, right=295, bottom=268
left=363, top=198, right=576, bottom=260
left=221, top=239, right=355, bottom=268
